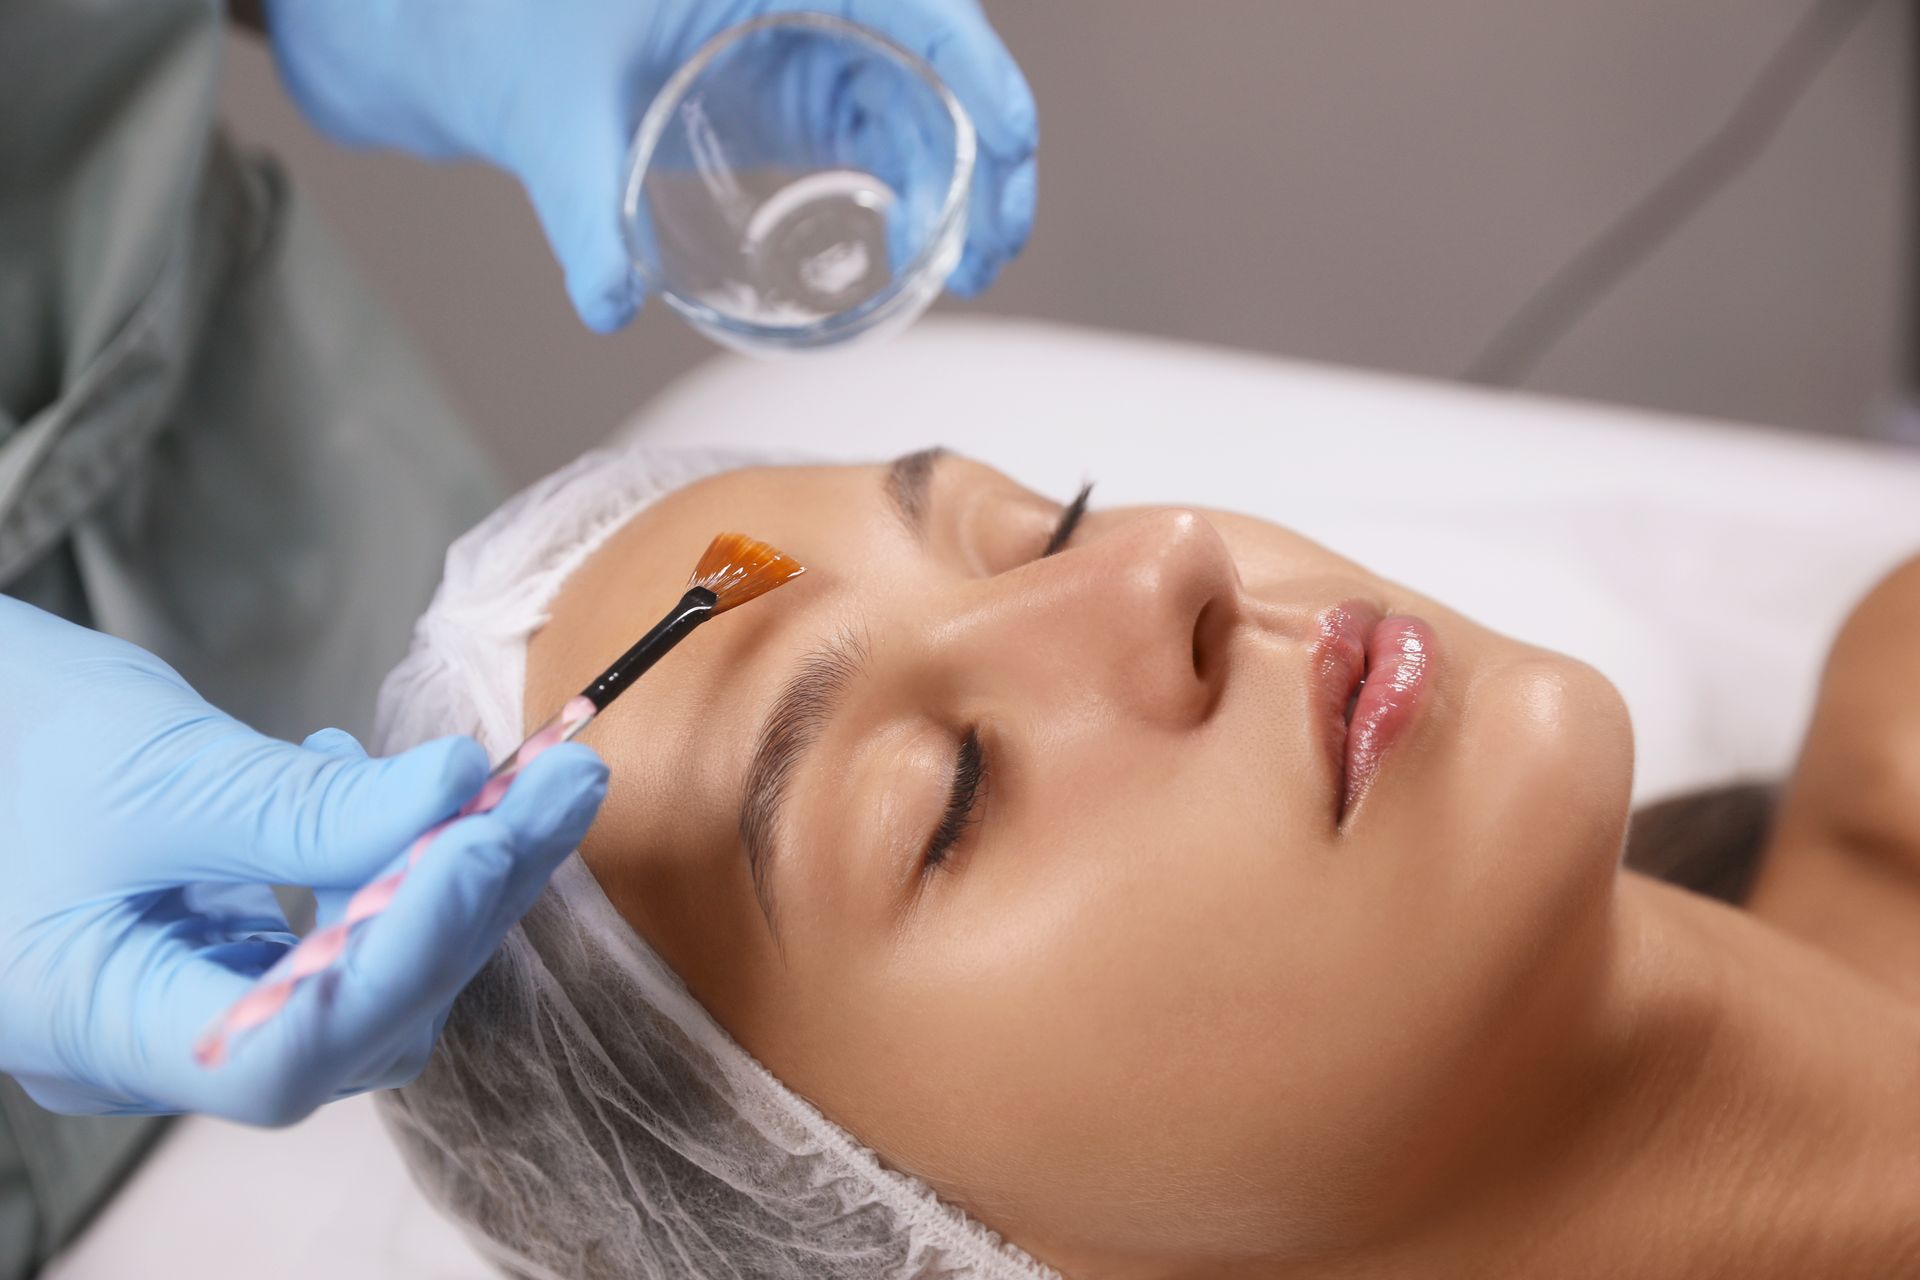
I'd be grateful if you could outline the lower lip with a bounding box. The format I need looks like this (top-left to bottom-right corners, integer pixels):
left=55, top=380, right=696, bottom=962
left=1313, top=604, right=1437, bottom=823
left=1344, top=617, right=1436, bottom=818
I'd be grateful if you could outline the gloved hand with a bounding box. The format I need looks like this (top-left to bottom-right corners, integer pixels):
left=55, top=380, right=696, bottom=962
left=262, top=0, right=1039, bottom=332
left=0, top=598, right=608, bottom=1126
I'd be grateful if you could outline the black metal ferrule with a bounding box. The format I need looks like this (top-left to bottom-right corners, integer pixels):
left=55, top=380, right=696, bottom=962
left=579, top=587, right=718, bottom=712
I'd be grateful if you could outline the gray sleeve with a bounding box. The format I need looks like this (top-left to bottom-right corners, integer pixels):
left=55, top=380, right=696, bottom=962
left=0, top=1080, right=170, bottom=1280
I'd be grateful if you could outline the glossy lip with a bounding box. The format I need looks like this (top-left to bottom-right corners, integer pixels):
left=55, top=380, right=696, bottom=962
left=1309, top=601, right=1437, bottom=826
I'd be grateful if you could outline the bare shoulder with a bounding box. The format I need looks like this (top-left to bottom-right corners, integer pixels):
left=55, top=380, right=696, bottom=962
left=1782, top=555, right=1920, bottom=860
left=1748, top=555, right=1920, bottom=1002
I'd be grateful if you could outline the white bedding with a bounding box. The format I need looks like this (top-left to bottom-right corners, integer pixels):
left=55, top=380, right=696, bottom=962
left=51, top=318, right=1920, bottom=1277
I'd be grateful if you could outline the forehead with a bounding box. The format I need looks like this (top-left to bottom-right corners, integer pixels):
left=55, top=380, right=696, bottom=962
left=527, top=462, right=900, bottom=723
left=522, top=463, right=889, bottom=988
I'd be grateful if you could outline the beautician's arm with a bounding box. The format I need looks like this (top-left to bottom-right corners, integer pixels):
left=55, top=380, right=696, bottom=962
left=1750, top=554, right=1920, bottom=1002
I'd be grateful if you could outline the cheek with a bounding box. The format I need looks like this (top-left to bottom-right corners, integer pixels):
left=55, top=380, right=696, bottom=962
left=788, top=766, right=1342, bottom=1254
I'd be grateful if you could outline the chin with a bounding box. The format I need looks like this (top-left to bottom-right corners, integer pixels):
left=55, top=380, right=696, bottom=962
left=1439, top=646, right=1635, bottom=920
left=1402, top=649, right=1633, bottom=1111
left=1505, top=649, right=1634, bottom=899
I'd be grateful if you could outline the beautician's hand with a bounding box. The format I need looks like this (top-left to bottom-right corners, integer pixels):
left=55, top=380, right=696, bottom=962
left=260, top=0, right=1039, bottom=332
left=0, top=599, right=607, bottom=1125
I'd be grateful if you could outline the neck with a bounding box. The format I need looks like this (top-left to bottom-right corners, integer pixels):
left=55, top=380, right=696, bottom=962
left=1347, top=875, right=1920, bottom=1280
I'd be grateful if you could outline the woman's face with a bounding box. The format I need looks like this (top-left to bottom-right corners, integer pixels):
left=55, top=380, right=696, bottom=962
left=528, top=453, right=1634, bottom=1274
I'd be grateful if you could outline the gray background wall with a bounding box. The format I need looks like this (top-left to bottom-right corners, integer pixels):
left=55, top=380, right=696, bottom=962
left=219, top=1, right=1914, bottom=487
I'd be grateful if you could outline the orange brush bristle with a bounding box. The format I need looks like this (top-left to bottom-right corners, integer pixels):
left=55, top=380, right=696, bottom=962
left=690, top=533, right=806, bottom=614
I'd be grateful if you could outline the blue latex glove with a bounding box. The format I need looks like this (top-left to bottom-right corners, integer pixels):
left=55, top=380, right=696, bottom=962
left=261, top=0, right=1039, bottom=332
left=0, top=599, right=608, bottom=1126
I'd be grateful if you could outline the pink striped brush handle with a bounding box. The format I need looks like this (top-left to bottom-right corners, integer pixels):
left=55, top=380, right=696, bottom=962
left=193, top=696, right=599, bottom=1069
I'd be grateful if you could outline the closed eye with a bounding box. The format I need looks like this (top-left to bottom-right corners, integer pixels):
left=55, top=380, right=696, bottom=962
left=923, top=728, right=986, bottom=873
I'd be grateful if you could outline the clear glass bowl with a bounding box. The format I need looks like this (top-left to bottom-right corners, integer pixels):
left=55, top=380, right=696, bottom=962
left=622, top=13, right=977, bottom=355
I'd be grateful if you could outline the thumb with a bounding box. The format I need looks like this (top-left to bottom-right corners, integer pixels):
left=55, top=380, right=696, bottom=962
left=516, top=92, right=644, bottom=334
left=173, top=729, right=489, bottom=891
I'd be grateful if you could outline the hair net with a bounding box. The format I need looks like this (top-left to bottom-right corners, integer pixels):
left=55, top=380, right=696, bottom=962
left=373, top=444, right=1056, bottom=1280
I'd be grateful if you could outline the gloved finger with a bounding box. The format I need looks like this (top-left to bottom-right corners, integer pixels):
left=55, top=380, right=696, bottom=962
left=163, top=814, right=519, bottom=1125
left=382, top=992, right=462, bottom=1095
left=517, top=88, right=646, bottom=334
left=301, top=731, right=372, bottom=924
left=175, top=747, right=605, bottom=1122
left=325, top=739, right=603, bottom=936
left=317, top=749, right=607, bottom=1096
left=721, top=1, right=1032, bottom=282
left=824, top=0, right=1035, bottom=295
left=288, top=815, right=528, bottom=1111
left=166, top=729, right=489, bottom=891
left=302, top=727, right=369, bottom=760
left=808, top=54, right=962, bottom=281
left=24, top=915, right=294, bottom=1119
left=8, top=1072, right=137, bottom=1118
left=321, top=740, right=604, bottom=930
left=835, top=0, right=1037, bottom=161
left=343, top=1020, right=441, bottom=1100
left=948, top=150, right=1036, bottom=297
left=313, top=879, right=356, bottom=929
left=467, top=743, right=609, bottom=928
left=299, top=736, right=365, bottom=922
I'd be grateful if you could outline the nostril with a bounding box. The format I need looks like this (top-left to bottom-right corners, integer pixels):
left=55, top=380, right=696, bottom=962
left=1187, top=594, right=1239, bottom=720
left=1192, top=598, right=1234, bottom=682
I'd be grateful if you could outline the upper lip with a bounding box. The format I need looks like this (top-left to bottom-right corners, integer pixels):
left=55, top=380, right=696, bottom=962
left=1309, top=600, right=1383, bottom=825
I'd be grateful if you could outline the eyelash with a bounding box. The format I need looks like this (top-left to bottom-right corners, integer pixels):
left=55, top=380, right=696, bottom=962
left=923, top=484, right=1093, bottom=875
left=924, top=728, right=986, bottom=872
left=1043, top=482, right=1095, bottom=557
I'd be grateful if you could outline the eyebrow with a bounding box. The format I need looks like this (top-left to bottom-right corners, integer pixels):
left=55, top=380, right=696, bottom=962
left=885, top=447, right=946, bottom=539
left=738, top=626, right=872, bottom=940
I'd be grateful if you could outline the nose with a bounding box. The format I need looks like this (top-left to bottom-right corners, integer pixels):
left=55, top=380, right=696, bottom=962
left=984, top=508, right=1242, bottom=726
